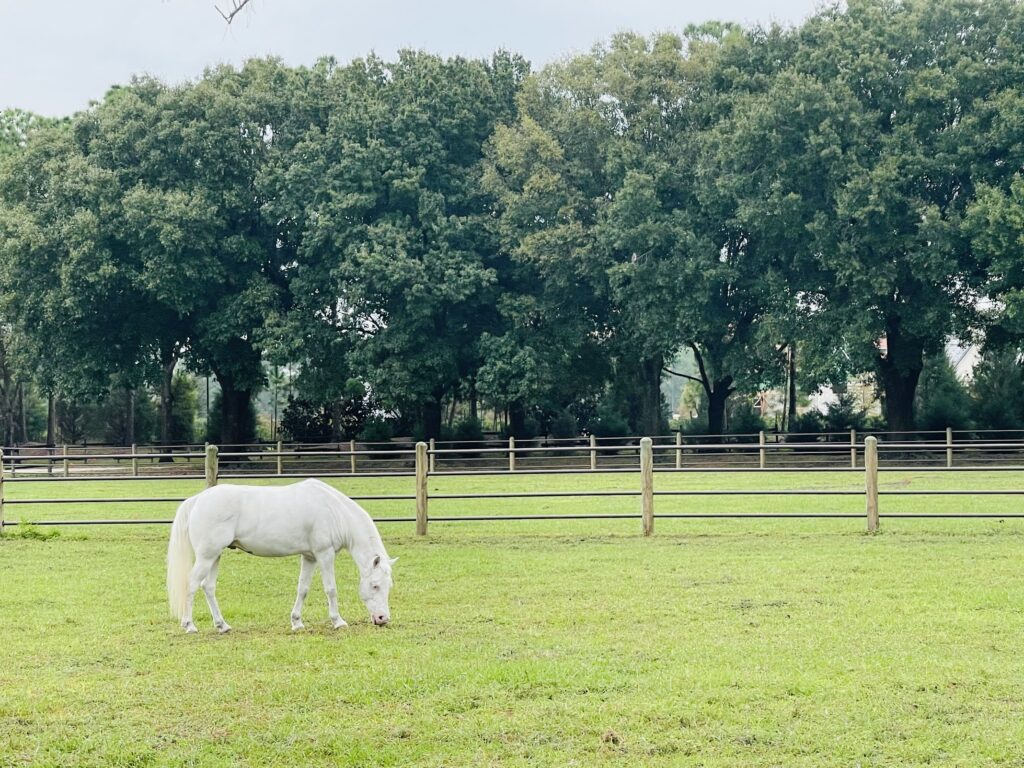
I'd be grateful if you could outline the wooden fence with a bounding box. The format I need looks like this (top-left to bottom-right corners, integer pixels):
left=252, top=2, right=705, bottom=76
left=3, top=436, right=1024, bottom=535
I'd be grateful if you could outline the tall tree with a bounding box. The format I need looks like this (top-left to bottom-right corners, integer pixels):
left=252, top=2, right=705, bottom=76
left=787, top=0, right=1024, bottom=433
left=271, top=52, right=527, bottom=440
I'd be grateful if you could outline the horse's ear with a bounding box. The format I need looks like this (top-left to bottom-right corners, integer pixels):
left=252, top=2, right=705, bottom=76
left=389, top=557, right=399, bottom=566
left=372, top=555, right=381, bottom=568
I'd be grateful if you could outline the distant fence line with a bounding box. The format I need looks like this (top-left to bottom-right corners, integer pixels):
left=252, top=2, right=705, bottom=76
left=3, top=436, right=1024, bottom=535
left=4, top=427, right=1024, bottom=478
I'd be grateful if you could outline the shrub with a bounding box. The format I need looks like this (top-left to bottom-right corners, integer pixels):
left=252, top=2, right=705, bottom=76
left=915, top=354, right=973, bottom=432
left=548, top=410, right=579, bottom=440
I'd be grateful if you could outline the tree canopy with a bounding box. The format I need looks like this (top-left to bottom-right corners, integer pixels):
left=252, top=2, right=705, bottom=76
left=3, top=0, right=1024, bottom=444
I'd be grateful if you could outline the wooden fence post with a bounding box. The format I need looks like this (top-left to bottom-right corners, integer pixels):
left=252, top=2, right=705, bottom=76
left=508, top=436, right=516, bottom=472
left=946, top=427, right=953, bottom=468
left=415, top=441, right=428, bottom=536
left=62, top=444, right=69, bottom=478
left=429, top=438, right=436, bottom=473
left=350, top=440, right=357, bottom=474
left=590, top=434, right=597, bottom=471
left=276, top=440, right=283, bottom=475
left=865, top=436, right=879, bottom=533
left=640, top=437, right=654, bottom=536
left=205, top=444, right=219, bottom=488
left=131, top=444, right=139, bottom=477
left=850, top=429, right=857, bottom=468
left=0, top=448, right=5, bottom=534
left=758, top=431, right=766, bottom=469
left=675, top=431, right=683, bottom=470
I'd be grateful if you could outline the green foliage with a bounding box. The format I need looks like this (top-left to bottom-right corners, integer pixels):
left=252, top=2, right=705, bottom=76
left=588, top=402, right=630, bottom=439
left=358, top=417, right=394, bottom=444
left=169, top=374, right=198, bottom=444
left=1, top=522, right=60, bottom=540
left=822, top=393, right=869, bottom=434
left=548, top=410, right=579, bottom=440
left=726, top=398, right=766, bottom=437
left=970, top=348, right=1024, bottom=435
left=915, top=354, right=973, bottom=432
left=205, top=390, right=257, bottom=445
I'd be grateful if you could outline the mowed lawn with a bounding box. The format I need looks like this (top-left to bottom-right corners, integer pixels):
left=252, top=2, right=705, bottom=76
left=3, top=470, right=1024, bottom=766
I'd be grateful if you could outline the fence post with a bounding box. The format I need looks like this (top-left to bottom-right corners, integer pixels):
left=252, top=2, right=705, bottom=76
left=850, top=429, right=857, bottom=468
left=508, top=436, right=516, bottom=472
left=62, top=444, right=69, bottom=478
left=205, top=444, right=219, bottom=488
left=131, top=444, right=139, bottom=477
left=640, top=437, right=654, bottom=536
left=350, top=440, right=357, bottom=474
left=429, top=438, right=436, bottom=473
left=946, top=427, right=953, bottom=468
left=865, top=436, right=879, bottom=533
left=276, top=440, right=283, bottom=476
left=675, top=431, right=683, bottom=470
left=415, top=441, right=428, bottom=536
left=758, top=431, right=766, bottom=469
left=589, top=434, right=597, bottom=471
left=0, top=448, right=5, bottom=534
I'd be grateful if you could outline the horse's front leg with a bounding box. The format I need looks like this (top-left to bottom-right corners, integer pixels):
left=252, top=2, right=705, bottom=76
left=290, top=555, right=316, bottom=631
left=202, top=555, right=231, bottom=634
left=316, top=550, right=347, bottom=629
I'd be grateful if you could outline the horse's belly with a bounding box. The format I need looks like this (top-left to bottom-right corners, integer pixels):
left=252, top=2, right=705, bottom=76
left=228, top=538, right=300, bottom=558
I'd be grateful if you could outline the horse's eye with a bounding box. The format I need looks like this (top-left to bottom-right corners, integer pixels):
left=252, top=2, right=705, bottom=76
left=373, top=585, right=380, bottom=591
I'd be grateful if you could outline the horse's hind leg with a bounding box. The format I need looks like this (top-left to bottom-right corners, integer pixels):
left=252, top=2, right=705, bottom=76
left=183, top=553, right=220, bottom=633
left=290, top=555, right=316, bottom=631
left=316, top=550, right=347, bottom=629
left=202, top=556, right=231, bottom=634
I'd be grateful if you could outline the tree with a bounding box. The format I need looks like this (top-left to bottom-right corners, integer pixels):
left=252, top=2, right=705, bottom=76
left=270, top=52, right=527, bottom=440
left=786, top=0, right=1024, bottom=433
left=1, top=62, right=314, bottom=446
left=487, top=29, right=800, bottom=436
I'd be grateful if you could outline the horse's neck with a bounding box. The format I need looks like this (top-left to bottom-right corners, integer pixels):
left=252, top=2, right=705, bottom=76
left=335, top=501, right=385, bottom=572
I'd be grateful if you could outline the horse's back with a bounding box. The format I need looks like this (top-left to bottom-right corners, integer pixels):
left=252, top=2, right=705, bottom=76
left=189, top=480, right=339, bottom=557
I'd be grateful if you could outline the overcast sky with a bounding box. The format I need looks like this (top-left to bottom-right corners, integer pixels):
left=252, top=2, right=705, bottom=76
left=1, top=0, right=821, bottom=117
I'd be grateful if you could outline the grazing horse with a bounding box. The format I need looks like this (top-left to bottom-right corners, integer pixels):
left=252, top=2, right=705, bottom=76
left=167, top=479, right=396, bottom=633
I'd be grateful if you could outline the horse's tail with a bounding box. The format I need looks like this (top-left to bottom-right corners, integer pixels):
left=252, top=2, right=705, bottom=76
left=167, top=496, right=196, bottom=620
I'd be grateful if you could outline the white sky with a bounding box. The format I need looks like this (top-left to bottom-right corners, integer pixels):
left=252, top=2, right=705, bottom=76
left=0, top=0, right=821, bottom=117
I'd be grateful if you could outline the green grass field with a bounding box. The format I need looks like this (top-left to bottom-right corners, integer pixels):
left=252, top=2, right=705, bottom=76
left=3, top=470, right=1024, bottom=766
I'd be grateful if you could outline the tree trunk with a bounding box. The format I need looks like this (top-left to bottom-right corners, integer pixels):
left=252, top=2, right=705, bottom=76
left=217, top=375, right=256, bottom=447
left=159, top=358, right=176, bottom=446
left=469, top=380, right=478, bottom=423
left=706, top=381, right=733, bottom=441
left=877, top=317, right=925, bottom=436
left=46, top=394, right=57, bottom=446
left=421, top=397, right=443, bottom=441
left=126, top=388, right=136, bottom=445
left=509, top=400, right=528, bottom=439
left=19, top=382, right=28, bottom=444
left=787, top=344, right=797, bottom=431
left=637, top=354, right=666, bottom=437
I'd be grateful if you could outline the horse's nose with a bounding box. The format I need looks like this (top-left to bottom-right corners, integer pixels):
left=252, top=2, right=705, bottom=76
left=374, top=615, right=389, bottom=626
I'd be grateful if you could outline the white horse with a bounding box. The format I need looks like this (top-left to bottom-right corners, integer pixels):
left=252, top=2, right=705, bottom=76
left=167, top=478, right=396, bottom=633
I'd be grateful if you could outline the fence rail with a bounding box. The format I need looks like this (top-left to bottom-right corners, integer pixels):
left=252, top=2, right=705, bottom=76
left=3, top=436, right=1024, bottom=534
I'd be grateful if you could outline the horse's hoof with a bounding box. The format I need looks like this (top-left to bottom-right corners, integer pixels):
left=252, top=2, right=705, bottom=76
left=216, top=622, right=232, bottom=634
left=291, top=621, right=305, bottom=632
left=183, top=623, right=198, bottom=634
left=332, top=618, right=348, bottom=629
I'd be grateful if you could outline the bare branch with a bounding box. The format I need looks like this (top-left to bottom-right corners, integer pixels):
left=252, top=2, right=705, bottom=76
left=215, top=0, right=255, bottom=24
left=662, top=367, right=705, bottom=386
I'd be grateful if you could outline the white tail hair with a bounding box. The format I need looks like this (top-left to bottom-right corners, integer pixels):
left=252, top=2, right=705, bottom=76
left=167, top=497, right=196, bottom=619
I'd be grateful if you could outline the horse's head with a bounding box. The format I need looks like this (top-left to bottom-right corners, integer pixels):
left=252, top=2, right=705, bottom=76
left=360, top=554, right=397, bottom=626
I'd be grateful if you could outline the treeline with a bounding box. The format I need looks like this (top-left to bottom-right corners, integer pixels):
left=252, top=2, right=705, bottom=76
left=2, top=0, right=1024, bottom=446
